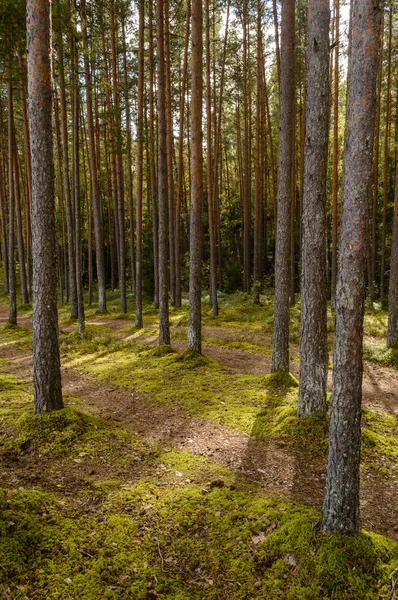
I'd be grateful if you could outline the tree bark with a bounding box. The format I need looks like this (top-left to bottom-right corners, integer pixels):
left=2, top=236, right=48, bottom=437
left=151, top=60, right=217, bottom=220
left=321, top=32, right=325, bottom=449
left=331, top=0, right=340, bottom=307
left=156, top=0, right=171, bottom=345
left=297, top=0, right=330, bottom=417
left=321, top=0, right=381, bottom=535
left=7, top=57, right=17, bottom=326
left=81, top=0, right=107, bottom=313
left=135, top=0, right=144, bottom=328
left=387, top=97, right=398, bottom=347
left=27, top=0, right=63, bottom=413
left=187, top=0, right=203, bottom=354
left=271, top=0, right=295, bottom=373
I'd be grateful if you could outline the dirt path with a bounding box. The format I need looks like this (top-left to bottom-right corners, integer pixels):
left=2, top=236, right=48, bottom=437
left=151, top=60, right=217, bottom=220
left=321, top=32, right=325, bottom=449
left=0, top=306, right=397, bottom=540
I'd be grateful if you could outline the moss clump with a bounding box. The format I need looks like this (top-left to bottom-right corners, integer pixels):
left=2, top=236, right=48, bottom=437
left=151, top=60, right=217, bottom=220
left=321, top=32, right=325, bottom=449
left=10, top=406, right=105, bottom=456
left=176, top=349, right=216, bottom=367
left=147, top=344, right=176, bottom=357
left=265, top=371, right=299, bottom=393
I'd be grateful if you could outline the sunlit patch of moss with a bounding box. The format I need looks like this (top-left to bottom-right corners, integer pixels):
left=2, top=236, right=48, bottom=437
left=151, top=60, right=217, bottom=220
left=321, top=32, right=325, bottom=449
left=363, top=308, right=388, bottom=338
left=363, top=338, right=398, bottom=368
left=1, top=473, right=397, bottom=600
left=361, top=407, right=398, bottom=465
left=147, top=344, right=176, bottom=357
left=6, top=406, right=106, bottom=456
left=0, top=323, right=32, bottom=351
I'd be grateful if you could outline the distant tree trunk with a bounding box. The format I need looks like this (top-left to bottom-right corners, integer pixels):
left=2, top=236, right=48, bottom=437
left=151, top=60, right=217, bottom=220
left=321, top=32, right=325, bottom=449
left=122, top=17, right=136, bottom=296
left=7, top=57, right=17, bottom=326
left=187, top=0, right=203, bottom=354
left=242, top=0, right=251, bottom=293
left=271, top=0, right=295, bottom=373
left=135, top=0, right=144, bottom=328
left=387, top=99, right=398, bottom=347
left=175, top=0, right=190, bottom=310
left=297, top=0, right=330, bottom=417
left=148, top=0, right=159, bottom=308
left=321, top=0, right=381, bottom=535
left=56, top=16, right=77, bottom=319
left=205, top=0, right=218, bottom=316
left=27, top=0, right=63, bottom=413
left=331, top=0, right=340, bottom=307
left=371, top=17, right=383, bottom=303
left=156, top=0, right=171, bottom=345
left=253, top=0, right=262, bottom=304
left=164, top=0, right=176, bottom=307
left=71, top=21, right=85, bottom=336
left=110, top=0, right=127, bottom=314
left=12, top=133, right=29, bottom=305
left=81, top=0, right=107, bottom=313
left=380, top=9, right=392, bottom=302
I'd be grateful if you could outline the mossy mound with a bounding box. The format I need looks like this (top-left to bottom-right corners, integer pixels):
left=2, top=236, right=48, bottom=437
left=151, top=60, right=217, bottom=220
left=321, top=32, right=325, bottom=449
left=10, top=406, right=104, bottom=455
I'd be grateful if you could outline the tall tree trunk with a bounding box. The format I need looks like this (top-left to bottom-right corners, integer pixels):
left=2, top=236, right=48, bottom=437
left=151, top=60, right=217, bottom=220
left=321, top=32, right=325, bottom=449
left=297, top=0, right=330, bottom=416
left=122, top=17, right=136, bottom=296
left=7, top=57, right=17, bottom=326
left=187, top=0, right=203, bottom=354
left=387, top=97, right=398, bottom=347
left=148, top=0, right=159, bottom=308
left=380, top=8, right=392, bottom=302
left=272, top=0, right=281, bottom=90
left=331, top=0, right=340, bottom=307
left=242, top=0, right=251, bottom=293
left=271, top=0, right=295, bottom=373
left=81, top=0, right=107, bottom=313
left=56, top=13, right=78, bottom=319
left=12, top=132, right=29, bottom=305
left=321, top=0, right=381, bottom=535
left=175, top=0, right=190, bottom=310
left=27, top=0, right=63, bottom=413
left=253, top=0, right=262, bottom=304
left=135, top=0, right=144, bottom=328
left=371, top=15, right=383, bottom=303
left=164, top=0, right=176, bottom=307
left=156, top=0, right=171, bottom=345
left=205, top=0, right=218, bottom=316
left=110, top=0, right=127, bottom=314
left=71, top=19, right=85, bottom=335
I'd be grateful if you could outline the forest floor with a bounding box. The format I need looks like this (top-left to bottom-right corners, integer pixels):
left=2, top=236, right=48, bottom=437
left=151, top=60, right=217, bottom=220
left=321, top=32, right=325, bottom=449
left=1, top=293, right=398, bottom=599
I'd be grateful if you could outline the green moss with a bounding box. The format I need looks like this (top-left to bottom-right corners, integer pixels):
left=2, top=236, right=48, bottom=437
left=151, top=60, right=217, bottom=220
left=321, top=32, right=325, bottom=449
left=8, top=406, right=106, bottom=456
left=147, top=344, right=176, bottom=357
left=1, top=476, right=397, bottom=599
left=363, top=339, right=398, bottom=368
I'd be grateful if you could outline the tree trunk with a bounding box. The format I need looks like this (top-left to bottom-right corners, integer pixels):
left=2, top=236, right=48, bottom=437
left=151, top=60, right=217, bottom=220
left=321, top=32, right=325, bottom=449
left=135, top=0, right=144, bottom=328
left=331, top=0, right=340, bottom=307
left=387, top=98, right=398, bottom=347
left=187, top=0, right=203, bottom=354
left=56, top=8, right=78, bottom=319
left=27, top=0, right=63, bottom=413
left=297, top=0, right=330, bottom=417
left=271, top=0, right=295, bottom=373
left=321, top=0, right=381, bottom=535
left=81, top=0, right=107, bottom=313
left=175, top=0, right=190, bottom=310
left=156, top=0, right=171, bottom=346
left=7, top=57, right=17, bottom=326
left=148, top=0, right=159, bottom=308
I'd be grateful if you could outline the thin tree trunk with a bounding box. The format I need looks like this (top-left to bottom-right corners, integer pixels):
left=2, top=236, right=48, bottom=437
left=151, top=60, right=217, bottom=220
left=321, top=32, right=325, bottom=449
left=27, top=0, right=63, bottom=412
left=297, top=0, right=330, bottom=416
left=272, top=0, right=281, bottom=91
left=187, top=0, right=204, bottom=354
left=135, top=0, right=144, bottom=328
left=7, top=57, right=17, bottom=326
left=242, top=0, right=251, bottom=293
left=81, top=0, right=107, bottom=313
left=380, top=8, right=392, bottom=302
left=164, top=0, right=176, bottom=307
left=175, top=0, right=190, bottom=309
left=56, top=14, right=78, bottom=319
left=156, top=0, right=171, bottom=345
left=148, top=0, right=159, bottom=308
left=321, top=0, right=381, bottom=535
left=271, top=0, right=295, bottom=373
left=387, top=95, right=398, bottom=347
left=331, top=0, right=340, bottom=307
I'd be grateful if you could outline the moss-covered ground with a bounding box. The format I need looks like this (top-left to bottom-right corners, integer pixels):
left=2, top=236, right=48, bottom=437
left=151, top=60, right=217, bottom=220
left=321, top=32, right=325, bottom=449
left=0, top=294, right=397, bottom=598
